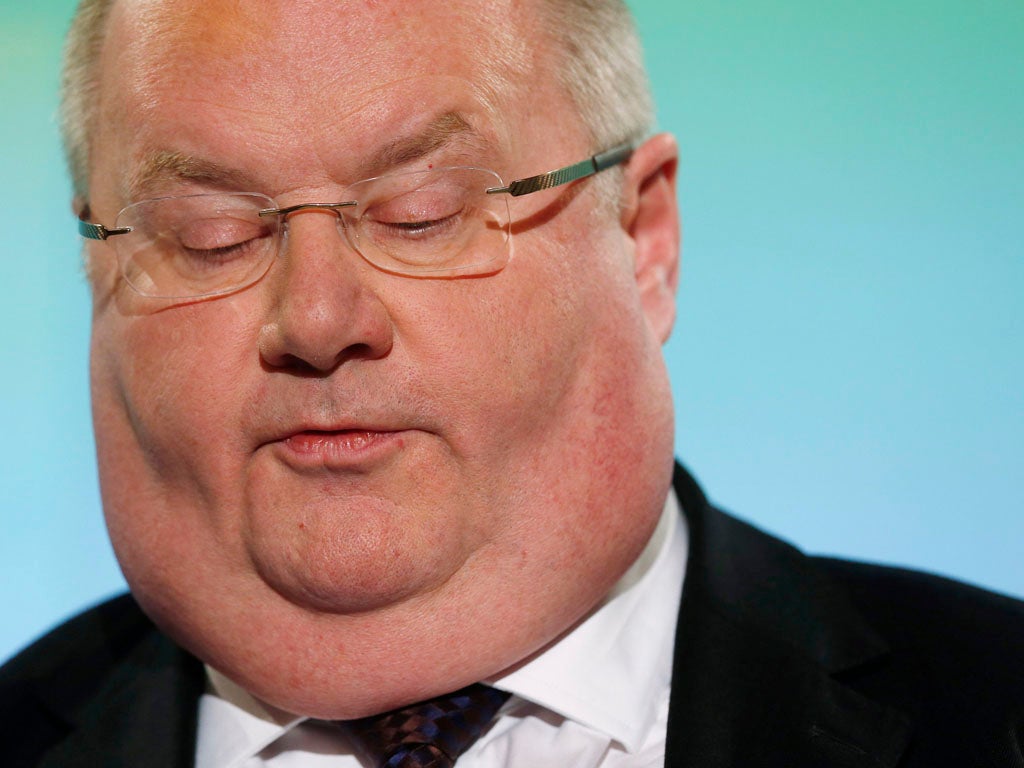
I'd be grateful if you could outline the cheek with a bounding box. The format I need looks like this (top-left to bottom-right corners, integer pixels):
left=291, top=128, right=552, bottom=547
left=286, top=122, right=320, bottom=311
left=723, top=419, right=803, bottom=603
left=416, top=219, right=648, bottom=493
left=90, top=308, right=252, bottom=621
left=481, top=223, right=638, bottom=399
left=417, top=273, right=584, bottom=458
left=92, top=299, right=258, bottom=507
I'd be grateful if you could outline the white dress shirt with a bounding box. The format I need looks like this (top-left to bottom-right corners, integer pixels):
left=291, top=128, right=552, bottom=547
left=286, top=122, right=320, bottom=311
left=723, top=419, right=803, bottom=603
left=195, top=492, right=688, bottom=768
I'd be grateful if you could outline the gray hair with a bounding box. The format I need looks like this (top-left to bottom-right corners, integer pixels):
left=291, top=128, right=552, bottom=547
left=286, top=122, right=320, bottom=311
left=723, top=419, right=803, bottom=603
left=60, top=0, right=653, bottom=200
left=61, top=0, right=116, bottom=200
left=539, top=0, right=654, bottom=149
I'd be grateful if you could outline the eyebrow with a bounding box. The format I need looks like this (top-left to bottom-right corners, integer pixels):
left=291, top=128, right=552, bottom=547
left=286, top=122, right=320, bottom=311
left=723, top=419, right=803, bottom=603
left=359, top=111, right=487, bottom=176
left=126, top=111, right=489, bottom=199
left=127, top=153, right=252, bottom=200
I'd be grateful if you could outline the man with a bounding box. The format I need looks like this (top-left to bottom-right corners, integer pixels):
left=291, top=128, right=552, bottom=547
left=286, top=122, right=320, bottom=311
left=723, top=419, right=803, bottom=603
left=1, top=0, right=1022, bottom=766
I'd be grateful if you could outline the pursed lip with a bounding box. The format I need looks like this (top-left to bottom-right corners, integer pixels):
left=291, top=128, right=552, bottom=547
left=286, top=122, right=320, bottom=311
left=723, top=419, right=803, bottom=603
left=261, top=425, right=413, bottom=469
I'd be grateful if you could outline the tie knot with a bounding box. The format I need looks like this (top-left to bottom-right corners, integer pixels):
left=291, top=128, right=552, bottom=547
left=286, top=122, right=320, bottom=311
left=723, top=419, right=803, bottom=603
left=345, top=684, right=510, bottom=768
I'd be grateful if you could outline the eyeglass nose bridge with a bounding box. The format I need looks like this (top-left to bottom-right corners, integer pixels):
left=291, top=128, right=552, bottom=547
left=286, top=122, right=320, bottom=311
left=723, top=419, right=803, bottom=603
left=258, top=200, right=358, bottom=219
left=257, top=200, right=365, bottom=275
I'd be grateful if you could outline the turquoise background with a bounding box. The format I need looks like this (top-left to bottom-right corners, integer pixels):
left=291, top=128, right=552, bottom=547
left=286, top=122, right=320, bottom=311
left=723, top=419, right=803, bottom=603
left=1, top=1, right=1021, bottom=663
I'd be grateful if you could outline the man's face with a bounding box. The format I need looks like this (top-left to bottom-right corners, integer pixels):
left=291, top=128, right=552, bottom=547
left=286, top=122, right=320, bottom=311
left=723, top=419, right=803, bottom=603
left=86, top=0, right=678, bottom=717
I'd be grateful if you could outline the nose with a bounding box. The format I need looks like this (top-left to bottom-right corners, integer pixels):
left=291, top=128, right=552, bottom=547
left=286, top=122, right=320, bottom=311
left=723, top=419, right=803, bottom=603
left=258, top=210, right=394, bottom=372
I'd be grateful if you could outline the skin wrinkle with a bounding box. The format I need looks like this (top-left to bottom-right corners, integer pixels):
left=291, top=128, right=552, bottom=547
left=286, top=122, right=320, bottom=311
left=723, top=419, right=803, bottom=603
left=125, top=111, right=489, bottom=202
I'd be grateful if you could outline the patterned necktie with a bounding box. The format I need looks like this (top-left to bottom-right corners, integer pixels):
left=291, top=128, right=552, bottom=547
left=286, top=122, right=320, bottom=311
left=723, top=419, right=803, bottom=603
left=344, top=683, right=510, bottom=768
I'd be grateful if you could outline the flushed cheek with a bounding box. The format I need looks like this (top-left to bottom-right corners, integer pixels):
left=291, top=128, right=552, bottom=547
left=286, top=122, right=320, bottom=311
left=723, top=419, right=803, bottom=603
left=429, top=279, right=586, bottom=435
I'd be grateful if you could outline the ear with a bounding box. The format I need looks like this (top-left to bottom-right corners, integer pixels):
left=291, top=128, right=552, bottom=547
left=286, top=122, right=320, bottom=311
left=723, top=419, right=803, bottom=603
left=620, top=133, right=681, bottom=344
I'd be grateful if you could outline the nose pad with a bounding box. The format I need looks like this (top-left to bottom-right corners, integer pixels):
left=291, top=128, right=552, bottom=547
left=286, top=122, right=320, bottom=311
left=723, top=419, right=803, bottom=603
left=332, top=207, right=361, bottom=258
left=270, top=202, right=362, bottom=266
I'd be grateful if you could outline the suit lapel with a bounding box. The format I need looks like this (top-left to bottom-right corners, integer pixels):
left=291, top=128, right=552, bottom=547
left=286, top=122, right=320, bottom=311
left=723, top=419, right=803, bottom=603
left=35, top=628, right=203, bottom=768
left=665, top=464, right=912, bottom=767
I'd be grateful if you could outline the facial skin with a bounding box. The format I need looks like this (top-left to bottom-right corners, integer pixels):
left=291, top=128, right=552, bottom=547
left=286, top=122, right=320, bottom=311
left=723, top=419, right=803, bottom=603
left=85, top=0, right=681, bottom=718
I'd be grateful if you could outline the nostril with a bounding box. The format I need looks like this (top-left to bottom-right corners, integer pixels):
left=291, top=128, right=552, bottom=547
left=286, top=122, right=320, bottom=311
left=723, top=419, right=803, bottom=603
left=261, top=342, right=388, bottom=376
left=261, top=352, right=322, bottom=375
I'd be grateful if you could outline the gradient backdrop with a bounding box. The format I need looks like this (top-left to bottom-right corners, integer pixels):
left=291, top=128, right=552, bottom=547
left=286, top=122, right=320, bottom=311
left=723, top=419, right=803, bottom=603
left=2, top=1, right=1021, bottom=663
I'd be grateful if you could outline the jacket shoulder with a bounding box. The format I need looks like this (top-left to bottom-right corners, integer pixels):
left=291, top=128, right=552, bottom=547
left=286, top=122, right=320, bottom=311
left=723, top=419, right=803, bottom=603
left=815, top=556, right=1024, bottom=660
left=814, top=557, right=1024, bottom=763
left=0, top=593, right=154, bottom=689
left=0, top=594, right=157, bottom=762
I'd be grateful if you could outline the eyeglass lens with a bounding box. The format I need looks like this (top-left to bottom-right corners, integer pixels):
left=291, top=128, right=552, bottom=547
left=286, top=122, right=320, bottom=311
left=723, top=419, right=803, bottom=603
left=111, top=167, right=512, bottom=299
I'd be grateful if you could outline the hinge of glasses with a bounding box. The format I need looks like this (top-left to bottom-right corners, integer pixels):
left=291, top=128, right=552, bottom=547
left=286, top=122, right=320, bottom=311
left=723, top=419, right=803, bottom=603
left=78, top=221, right=132, bottom=240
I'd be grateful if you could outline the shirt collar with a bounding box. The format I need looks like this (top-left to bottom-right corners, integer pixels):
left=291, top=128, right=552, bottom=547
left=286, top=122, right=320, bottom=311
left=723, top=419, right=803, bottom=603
left=196, top=669, right=304, bottom=768
left=196, top=491, right=687, bottom=766
left=486, top=491, right=687, bottom=753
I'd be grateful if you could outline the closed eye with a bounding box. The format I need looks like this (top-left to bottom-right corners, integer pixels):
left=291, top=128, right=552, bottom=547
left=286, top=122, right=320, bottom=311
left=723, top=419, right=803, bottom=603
left=376, top=212, right=461, bottom=236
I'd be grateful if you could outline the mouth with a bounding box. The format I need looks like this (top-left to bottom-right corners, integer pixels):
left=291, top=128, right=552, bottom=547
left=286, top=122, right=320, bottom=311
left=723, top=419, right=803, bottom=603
left=270, top=428, right=409, bottom=469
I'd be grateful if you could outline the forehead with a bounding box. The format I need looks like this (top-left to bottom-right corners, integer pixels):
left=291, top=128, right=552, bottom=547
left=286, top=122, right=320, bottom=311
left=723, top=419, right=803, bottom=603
left=115, top=0, right=531, bottom=71
left=95, top=0, right=574, bottom=196
left=103, top=0, right=539, bottom=131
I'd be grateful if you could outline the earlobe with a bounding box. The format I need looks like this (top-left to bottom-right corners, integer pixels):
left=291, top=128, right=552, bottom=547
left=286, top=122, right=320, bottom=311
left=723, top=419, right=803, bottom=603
left=621, top=133, right=681, bottom=344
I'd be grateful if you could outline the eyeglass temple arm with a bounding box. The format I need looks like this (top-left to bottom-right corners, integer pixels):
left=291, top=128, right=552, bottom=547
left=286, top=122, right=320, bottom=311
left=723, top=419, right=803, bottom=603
left=76, top=143, right=635, bottom=237
left=486, top=142, right=635, bottom=198
left=79, top=220, right=132, bottom=241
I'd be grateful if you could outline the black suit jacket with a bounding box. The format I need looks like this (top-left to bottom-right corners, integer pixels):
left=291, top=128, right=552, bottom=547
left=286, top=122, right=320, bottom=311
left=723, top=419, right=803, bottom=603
left=3, top=463, right=1024, bottom=767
